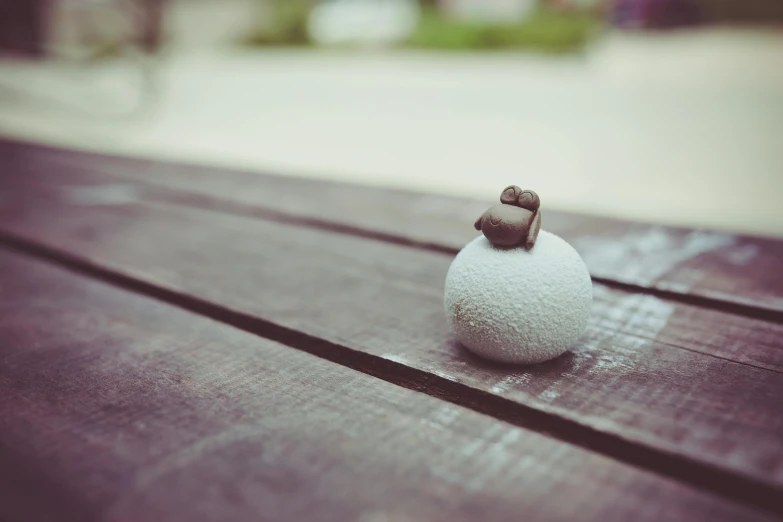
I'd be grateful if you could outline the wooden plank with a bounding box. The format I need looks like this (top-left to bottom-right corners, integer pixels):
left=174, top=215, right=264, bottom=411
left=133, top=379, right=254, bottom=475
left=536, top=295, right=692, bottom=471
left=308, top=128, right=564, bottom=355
left=9, top=168, right=783, bottom=371
left=5, top=173, right=783, bottom=372
left=1, top=180, right=783, bottom=514
left=591, top=285, right=783, bottom=373
left=5, top=138, right=783, bottom=318
left=1, top=250, right=770, bottom=522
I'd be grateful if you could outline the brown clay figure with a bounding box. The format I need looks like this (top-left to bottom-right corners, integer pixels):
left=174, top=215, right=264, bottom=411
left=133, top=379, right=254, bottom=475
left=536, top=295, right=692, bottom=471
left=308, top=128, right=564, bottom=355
left=474, top=186, right=542, bottom=250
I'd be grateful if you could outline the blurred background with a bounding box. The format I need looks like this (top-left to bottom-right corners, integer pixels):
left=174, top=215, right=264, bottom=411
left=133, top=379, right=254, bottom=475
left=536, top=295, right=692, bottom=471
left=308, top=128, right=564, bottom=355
left=0, top=0, right=781, bottom=237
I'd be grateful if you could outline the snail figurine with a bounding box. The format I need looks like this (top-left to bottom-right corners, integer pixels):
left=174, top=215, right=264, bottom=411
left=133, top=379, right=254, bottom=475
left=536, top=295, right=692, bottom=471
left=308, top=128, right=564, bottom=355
left=474, top=185, right=542, bottom=250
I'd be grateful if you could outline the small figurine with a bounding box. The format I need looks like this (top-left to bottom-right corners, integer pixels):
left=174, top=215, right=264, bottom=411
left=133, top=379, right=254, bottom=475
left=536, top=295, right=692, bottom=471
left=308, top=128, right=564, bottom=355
left=445, top=187, right=592, bottom=364
left=474, top=185, right=541, bottom=250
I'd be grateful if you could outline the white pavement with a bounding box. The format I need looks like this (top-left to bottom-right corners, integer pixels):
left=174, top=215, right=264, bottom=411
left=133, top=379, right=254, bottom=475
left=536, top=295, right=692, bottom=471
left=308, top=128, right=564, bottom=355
left=1, top=29, right=782, bottom=237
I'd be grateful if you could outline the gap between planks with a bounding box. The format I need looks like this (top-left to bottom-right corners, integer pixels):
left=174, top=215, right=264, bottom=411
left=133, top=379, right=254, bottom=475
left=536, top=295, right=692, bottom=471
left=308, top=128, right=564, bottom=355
left=5, top=170, right=783, bottom=372
left=5, top=138, right=783, bottom=324
left=143, top=189, right=783, bottom=326
left=5, top=176, right=783, bottom=476
left=1, top=248, right=773, bottom=522
left=1, top=231, right=782, bottom=518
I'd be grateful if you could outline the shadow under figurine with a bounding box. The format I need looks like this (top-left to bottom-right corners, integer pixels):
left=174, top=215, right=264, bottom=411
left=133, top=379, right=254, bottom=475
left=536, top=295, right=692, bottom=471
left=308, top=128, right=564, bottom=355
left=474, top=185, right=541, bottom=250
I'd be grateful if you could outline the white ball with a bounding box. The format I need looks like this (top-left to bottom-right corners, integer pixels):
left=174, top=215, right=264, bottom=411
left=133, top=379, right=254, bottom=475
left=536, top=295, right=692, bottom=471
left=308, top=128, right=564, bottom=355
left=444, top=231, right=592, bottom=364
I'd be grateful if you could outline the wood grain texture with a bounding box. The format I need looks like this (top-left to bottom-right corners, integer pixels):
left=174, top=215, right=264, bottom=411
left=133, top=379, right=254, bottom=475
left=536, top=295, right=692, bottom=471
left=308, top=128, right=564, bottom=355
left=2, top=249, right=771, bottom=522
left=1, top=180, right=783, bottom=512
left=5, top=138, right=782, bottom=317
left=590, top=285, right=783, bottom=373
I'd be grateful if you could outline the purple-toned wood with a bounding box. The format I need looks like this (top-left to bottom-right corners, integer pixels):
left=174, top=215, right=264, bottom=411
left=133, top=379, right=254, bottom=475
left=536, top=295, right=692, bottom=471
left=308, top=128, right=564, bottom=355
left=1, top=178, right=782, bottom=514
left=1, top=249, right=771, bottom=522
left=5, top=138, right=782, bottom=318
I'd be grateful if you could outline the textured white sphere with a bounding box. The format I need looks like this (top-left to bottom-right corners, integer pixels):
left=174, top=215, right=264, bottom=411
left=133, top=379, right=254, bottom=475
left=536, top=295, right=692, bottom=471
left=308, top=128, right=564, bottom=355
left=444, top=231, right=592, bottom=364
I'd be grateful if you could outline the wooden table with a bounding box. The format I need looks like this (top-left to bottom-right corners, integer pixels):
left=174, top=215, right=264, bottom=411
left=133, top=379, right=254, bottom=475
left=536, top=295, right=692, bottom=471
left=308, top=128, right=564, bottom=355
left=1, top=138, right=782, bottom=521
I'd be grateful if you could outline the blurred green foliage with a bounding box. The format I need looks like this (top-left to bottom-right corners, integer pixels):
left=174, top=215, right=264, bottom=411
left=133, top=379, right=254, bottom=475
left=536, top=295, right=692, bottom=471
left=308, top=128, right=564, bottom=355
left=241, top=1, right=601, bottom=52
left=407, top=7, right=601, bottom=52
left=242, top=0, right=313, bottom=46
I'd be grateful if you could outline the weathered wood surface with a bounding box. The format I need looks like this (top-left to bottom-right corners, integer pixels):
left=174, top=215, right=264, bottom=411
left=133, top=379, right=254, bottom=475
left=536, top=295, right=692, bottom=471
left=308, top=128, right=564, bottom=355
left=2, top=179, right=783, bottom=515
left=6, top=138, right=783, bottom=318
left=590, top=284, right=783, bottom=372
left=3, top=249, right=770, bottom=522
left=9, top=166, right=783, bottom=372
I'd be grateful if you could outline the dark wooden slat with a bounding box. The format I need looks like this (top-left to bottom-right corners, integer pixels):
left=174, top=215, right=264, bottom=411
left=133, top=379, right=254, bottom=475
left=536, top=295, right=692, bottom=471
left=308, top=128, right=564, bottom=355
left=6, top=138, right=783, bottom=317
left=1, top=250, right=770, bottom=522
left=1, top=181, right=783, bottom=512
left=591, top=285, right=783, bottom=373
left=10, top=168, right=783, bottom=372
left=6, top=172, right=783, bottom=372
